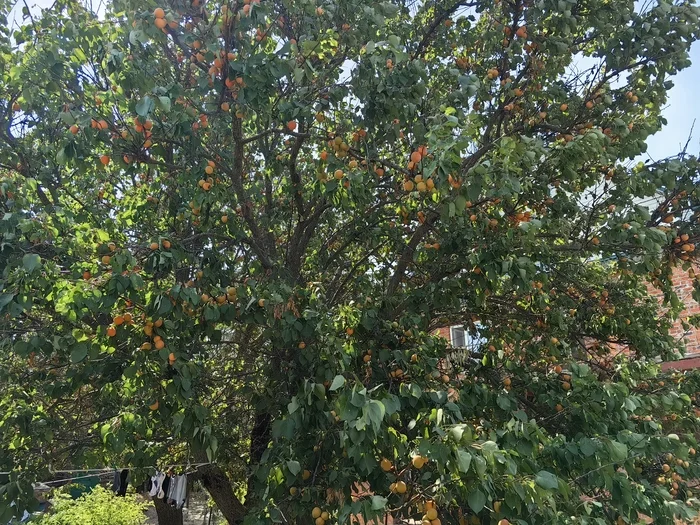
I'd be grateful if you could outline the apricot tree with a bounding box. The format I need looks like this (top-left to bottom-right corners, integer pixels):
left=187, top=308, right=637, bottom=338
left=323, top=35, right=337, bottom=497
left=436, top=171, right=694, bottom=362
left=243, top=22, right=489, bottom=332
left=2, top=0, right=700, bottom=524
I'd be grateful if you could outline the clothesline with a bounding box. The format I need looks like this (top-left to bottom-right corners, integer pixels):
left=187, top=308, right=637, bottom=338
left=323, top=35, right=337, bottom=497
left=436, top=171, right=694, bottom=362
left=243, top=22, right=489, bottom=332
left=50, top=463, right=212, bottom=474
left=41, top=472, right=113, bottom=486
left=0, top=463, right=213, bottom=485
left=48, top=469, right=110, bottom=474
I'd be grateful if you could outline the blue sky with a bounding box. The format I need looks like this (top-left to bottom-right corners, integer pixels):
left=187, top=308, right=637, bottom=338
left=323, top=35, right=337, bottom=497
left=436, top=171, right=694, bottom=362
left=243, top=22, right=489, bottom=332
left=644, top=42, right=700, bottom=161
left=7, top=0, right=700, bottom=160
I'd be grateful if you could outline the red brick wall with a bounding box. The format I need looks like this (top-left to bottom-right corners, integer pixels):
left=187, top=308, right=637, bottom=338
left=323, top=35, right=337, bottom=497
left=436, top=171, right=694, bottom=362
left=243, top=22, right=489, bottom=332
left=666, top=265, right=700, bottom=354
left=662, top=355, right=700, bottom=371
left=434, top=266, right=700, bottom=370
left=649, top=264, right=700, bottom=369
left=435, top=326, right=451, bottom=343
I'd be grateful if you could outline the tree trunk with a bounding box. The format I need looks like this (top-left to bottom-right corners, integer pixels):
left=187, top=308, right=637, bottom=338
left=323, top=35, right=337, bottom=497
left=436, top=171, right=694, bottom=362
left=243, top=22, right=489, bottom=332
left=245, top=411, right=271, bottom=503
left=199, top=463, right=246, bottom=525
left=153, top=497, right=183, bottom=525
left=249, top=412, right=271, bottom=466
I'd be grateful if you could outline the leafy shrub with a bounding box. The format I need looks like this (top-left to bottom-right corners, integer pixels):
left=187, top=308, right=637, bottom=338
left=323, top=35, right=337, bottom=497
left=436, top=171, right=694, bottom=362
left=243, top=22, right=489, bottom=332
left=33, top=486, right=149, bottom=525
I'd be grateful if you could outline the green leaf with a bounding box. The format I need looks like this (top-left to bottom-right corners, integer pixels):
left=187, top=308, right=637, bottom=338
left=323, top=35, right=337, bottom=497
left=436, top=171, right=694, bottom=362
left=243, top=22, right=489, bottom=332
left=381, top=394, right=401, bottom=415
left=455, top=450, right=472, bottom=473
left=313, top=383, right=326, bottom=400
left=350, top=387, right=367, bottom=407
left=370, top=495, right=387, bottom=511
left=329, top=375, right=345, bottom=391
left=194, top=405, right=208, bottom=422
left=467, top=182, right=482, bottom=202
left=496, top=394, right=513, bottom=411
left=408, top=384, right=422, bottom=399
left=70, top=344, right=88, bottom=364
left=269, top=508, right=283, bottom=523
left=22, top=253, right=41, bottom=272
left=272, top=419, right=296, bottom=440
left=129, top=29, right=145, bottom=44
left=204, top=306, right=220, bottom=321
left=157, top=96, right=171, bottom=112
left=482, top=441, right=499, bottom=455
left=287, top=460, right=301, bottom=476
left=579, top=438, right=597, bottom=457
left=468, top=489, right=486, bottom=514
left=136, top=96, right=154, bottom=117
left=379, top=1, right=399, bottom=16
left=449, top=424, right=467, bottom=442
left=607, top=440, right=628, bottom=461
left=0, top=293, right=14, bottom=311
left=56, top=146, right=68, bottom=165
left=535, top=471, right=559, bottom=490
left=364, top=400, right=385, bottom=433
left=454, top=195, right=467, bottom=213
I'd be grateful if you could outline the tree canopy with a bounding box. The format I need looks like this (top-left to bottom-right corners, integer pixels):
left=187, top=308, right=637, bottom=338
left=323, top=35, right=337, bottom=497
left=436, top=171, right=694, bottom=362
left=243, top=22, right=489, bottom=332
left=2, top=0, right=700, bottom=523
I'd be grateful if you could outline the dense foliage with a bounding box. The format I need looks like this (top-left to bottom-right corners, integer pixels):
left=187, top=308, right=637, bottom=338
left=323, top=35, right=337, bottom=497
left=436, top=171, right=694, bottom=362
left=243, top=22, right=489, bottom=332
left=31, top=486, right=149, bottom=525
left=2, top=0, right=700, bottom=523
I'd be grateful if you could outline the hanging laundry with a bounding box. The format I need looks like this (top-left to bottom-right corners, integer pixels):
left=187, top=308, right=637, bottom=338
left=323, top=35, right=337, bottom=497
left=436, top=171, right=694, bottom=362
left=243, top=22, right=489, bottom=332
left=112, top=469, right=120, bottom=494
left=166, top=472, right=179, bottom=506
left=159, top=473, right=171, bottom=500
left=173, top=474, right=187, bottom=509
left=116, top=469, right=129, bottom=497
left=149, top=472, right=164, bottom=498
left=2, top=463, right=210, bottom=502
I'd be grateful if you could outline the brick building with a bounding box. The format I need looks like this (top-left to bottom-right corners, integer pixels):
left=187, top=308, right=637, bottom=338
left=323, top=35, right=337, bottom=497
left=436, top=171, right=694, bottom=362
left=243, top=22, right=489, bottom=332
left=435, top=264, right=700, bottom=370
left=657, top=264, right=700, bottom=370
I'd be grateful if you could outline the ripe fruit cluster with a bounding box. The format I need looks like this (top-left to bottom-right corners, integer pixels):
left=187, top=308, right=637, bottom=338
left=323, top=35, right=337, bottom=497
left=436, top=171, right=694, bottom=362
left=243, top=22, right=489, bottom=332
left=311, top=506, right=331, bottom=525
left=389, top=480, right=407, bottom=494
left=327, top=135, right=350, bottom=158
left=420, top=501, right=441, bottom=525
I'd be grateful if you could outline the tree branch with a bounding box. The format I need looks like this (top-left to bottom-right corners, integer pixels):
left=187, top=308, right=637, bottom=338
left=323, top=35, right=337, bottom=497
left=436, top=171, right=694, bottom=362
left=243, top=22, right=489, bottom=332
left=387, top=214, right=438, bottom=296
left=230, top=115, right=275, bottom=269
left=412, top=1, right=478, bottom=60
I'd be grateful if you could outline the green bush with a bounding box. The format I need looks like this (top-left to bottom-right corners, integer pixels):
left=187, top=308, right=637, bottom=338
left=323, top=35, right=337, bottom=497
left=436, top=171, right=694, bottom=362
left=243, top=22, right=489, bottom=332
left=33, top=486, right=150, bottom=525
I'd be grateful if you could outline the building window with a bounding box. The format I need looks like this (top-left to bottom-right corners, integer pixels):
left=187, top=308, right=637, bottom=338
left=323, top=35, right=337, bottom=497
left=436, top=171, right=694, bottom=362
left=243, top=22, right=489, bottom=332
left=450, top=325, right=466, bottom=347
left=449, top=325, right=485, bottom=353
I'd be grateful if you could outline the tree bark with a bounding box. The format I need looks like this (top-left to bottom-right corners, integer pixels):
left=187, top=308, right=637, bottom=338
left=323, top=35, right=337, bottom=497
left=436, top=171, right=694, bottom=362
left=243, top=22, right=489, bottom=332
left=248, top=412, right=271, bottom=466
left=153, top=497, right=183, bottom=525
left=244, top=411, right=272, bottom=508
left=199, top=463, right=246, bottom=525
